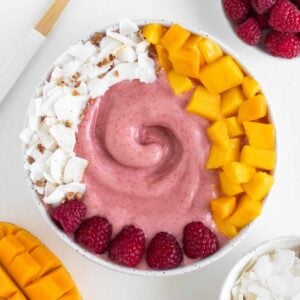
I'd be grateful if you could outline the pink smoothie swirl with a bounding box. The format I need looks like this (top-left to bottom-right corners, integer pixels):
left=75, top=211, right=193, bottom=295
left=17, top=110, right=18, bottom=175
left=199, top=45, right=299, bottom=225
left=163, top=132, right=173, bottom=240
left=75, top=72, right=223, bottom=246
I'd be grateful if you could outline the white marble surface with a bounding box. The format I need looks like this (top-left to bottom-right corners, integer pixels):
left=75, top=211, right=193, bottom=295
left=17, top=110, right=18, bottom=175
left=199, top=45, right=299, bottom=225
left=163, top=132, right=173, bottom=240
left=0, top=1, right=299, bottom=299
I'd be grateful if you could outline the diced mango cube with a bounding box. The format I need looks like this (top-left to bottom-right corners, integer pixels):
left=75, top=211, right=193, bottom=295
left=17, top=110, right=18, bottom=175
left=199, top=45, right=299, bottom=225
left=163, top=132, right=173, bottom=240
left=184, top=36, right=205, bottom=67
left=240, top=145, right=276, bottom=170
left=155, top=44, right=172, bottom=70
left=169, top=48, right=201, bottom=78
left=198, top=38, right=223, bottom=64
left=0, top=266, right=19, bottom=297
left=242, top=76, right=260, bottom=98
left=223, top=162, right=256, bottom=184
left=243, top=121, right=275, bottom=150
left=243, top=172, right=274, bottom=202
left=238, top=94, right=267, bottom=122
left=167, top=70, right=194, bottom=95
left=0, top=235, right=26, bottom=268
left=221, top=86, right=245, bottom=117
left=214, top=216, right=238, bottom=238
left=207, top=120, right=230, bottom=148
left=186, top=86, right=221, bottom=121
left=142, top=23, right=165, bottom=45
left=210, top=196, right=236, bottom=219
left=160, top=24, right=191, bottom=53
left=226, top=117, right=245, bottom=137
left=198, top=56, right=244, bottom=94
left=229, top=194, right=262, bottom=227
left=219, top=171, right=244, bottom=196
left=206, top=138, right=241, bottom=169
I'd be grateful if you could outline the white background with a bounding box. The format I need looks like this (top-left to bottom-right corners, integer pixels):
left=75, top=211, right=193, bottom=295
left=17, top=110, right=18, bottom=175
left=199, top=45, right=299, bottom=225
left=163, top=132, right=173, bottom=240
left=0, top=1, right=300, bottom=299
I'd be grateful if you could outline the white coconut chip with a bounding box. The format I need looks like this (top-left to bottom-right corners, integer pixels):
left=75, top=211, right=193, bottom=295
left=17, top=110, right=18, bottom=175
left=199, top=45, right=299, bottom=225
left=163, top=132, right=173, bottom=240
left=119, top=18, right=139, bottom=35
left=115, top=45, right=137, bottom=63
left=106, top=30, right=136, bottom=47
left=66, top=41, right=97, bottom=61
left=140, top=68, right=156, bottom=83
left=63, top=156, right=88, bottom=183
left=19, top=128, right=35, bottom=144
left=50, top=148, right=69, bottom=184
left=50, top=66, right=63, bottom=82
left=49, top=123, right=75, bottom=154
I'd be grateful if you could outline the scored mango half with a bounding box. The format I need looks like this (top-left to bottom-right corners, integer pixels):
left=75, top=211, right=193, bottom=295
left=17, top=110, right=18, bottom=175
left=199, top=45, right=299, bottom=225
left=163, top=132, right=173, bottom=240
left=0, top=222, right=81, bottom=300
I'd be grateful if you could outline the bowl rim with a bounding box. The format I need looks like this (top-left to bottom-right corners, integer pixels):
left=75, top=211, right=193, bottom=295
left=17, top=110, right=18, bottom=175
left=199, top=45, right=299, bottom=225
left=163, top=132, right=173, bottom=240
left=219, top=235, right=300, bottom=300
left=22, top=18, right=277, bottom=277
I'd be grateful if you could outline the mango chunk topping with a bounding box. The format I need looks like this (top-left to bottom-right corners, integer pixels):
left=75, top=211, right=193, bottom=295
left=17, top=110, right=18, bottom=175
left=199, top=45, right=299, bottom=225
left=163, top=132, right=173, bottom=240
left=238, top=94, right=267, bottom=122
left=223, top=162, right=256, bottom=184
left=210, top=196, right=236, bottom=219
left=143, top=23, right=165, bottom=45
left=167, top=70, right=194, bottom=95
left=242, top=76, right=260, bottom=98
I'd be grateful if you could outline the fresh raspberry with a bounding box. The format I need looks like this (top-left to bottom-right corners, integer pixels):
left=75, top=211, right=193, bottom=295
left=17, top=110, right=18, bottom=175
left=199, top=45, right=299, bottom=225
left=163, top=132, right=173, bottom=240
left=251, top=0, right=277, bottom=13
left=255, top=12, right=271, bottom=29
left=235, top=17, right=262, bottom=45
left=75, top=216, right=112, bottom=254
left=109, top=225, right=145, bottom=267
left=52, top=200, right=86, bottom=233
left=146, top=232, right=183, bottom=270
left=223, top=0, right=252, bottom=22
left=269, top=0, right=300, bottom=32
left=183, top=222, right=219, bottom=259
left=265, top=30, right=300, bottom=57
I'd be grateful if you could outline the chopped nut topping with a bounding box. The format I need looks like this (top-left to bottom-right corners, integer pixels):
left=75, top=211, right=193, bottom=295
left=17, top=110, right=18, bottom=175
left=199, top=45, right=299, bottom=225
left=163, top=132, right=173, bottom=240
left=64, top=120, right=72, bottom=128
left=148, top=44, right=156, bottom=59
left=37, top=143, right=46, bottom=153
left=65, top=192, right=75, bottom=200
left=97, top=57, right=110, bottom=67
left=90, top=32, right=104, bottom=46
left=57, top=79, right=66, bottom=87
left=80, top=113, right=86, bottom=121
left=27, top=156, right=35, bottom=165
left=72, top=72, right=81, bottom=80
left=72, top=90, right=80, bottom=96
left=75, top=192, right=82, bottom=200
left=113, top=70, right=119, bottom=77
left=88, top=98, right=96, bottom=105
left=74, top=81, right=81, bottom=88
left=109, top=54, right=115, bottom=61
left=40, top=116, right=46, bottom=123
left=36, top=180, right=46, bottom=187
left=98, top=74, right=105, bottom=79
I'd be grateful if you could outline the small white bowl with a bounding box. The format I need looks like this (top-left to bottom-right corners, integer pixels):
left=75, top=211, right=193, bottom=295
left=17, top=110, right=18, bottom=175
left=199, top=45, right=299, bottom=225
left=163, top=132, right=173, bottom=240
left=220, top=235, right=300, bottom=299
left=23, top=19, right=277, bottom=277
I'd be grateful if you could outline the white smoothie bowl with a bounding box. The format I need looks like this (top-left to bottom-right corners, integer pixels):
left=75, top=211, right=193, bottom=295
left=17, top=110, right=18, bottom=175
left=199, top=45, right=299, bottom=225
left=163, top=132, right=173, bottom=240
left=219, top=235, right=300, bottom=299
left=22, top=19, right=277, bottom=277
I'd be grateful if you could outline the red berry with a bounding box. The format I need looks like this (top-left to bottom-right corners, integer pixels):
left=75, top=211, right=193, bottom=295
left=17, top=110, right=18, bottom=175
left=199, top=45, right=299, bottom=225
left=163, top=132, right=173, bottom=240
left=183, top=222, right=219, bottom=259
left=109, top=225, right=145, bottom=267
left=235, top=17, right=262, bottom=45
left=251, top=0, right=277, bottom=14
left=255, top=12, right=271, bottom=30
left=269, top=0, right=300, bottom=32
left=75, top=216, right=112, bottom=254
left=265, top=30, right=300, bottom=58
left=223, top=0, right=252, bottom=22
left=52, top=199, right=86, bottom=233
left=146, top=232, right=183, bottom=270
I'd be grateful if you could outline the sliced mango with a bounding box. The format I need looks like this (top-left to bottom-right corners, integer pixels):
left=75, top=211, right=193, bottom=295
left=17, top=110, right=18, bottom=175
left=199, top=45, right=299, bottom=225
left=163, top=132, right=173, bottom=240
left=243, top=172, right=274, bottom=202
left=210, top=196, right=236, bottom=219
left=207, top=119, right=230, bottom=149
left=186, top=86, right=221, bottom=121
left=243, top=121, right=275, bottom=150
left=167, top=70, right=194, bottom=95
left=238, top=94, right=267, bottom=122
left=155, top=44, right=172, bottom=70
left=214, top=217, right=238, bottom=238
left=9, top=292, right=27, bottom=300
left=169, top=48, right=201, bottom=78
left=240, top=145, right=276, bottom=170
left=198, top=56, right=244, bottom=94
left=142, top=23, right=165, bottom=45
left=219, top=171, right=244, bottom=196
left=223, top=162, right=256, bottom=184
left=242, top=76, right=260, bottom=99
left=226, top=117, right=245, bottom=137
left=160, top=24, right=191, bottom=53
left=221, top=86, right=245, bottom=117
left=206, top=138, right=241, bottom=169
left=229, top=194, right=262, bottom=227
left=0, top=265, right=20, bottom=297
left=198, top=38, right=223, bottom=64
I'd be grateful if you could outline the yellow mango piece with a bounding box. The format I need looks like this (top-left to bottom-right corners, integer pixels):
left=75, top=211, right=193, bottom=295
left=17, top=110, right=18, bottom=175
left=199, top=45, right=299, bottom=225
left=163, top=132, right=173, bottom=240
left=240, top=145, right=276, bottom=170
left=223, top=162, right=256, bottom=184
left=0, top=235, right=26, bottom=268
left=242, top=76, right=260, bottom=98
left=198, top=56, right=244, bottom=94
left=160, top=24, right=191, bottom=53
left=238, top=94, right=267, bottom=122
left=143, top=23, right=165, bottom=45
left=219, top=171, right=244, bottom=196
left=206, top=138, right=241, bottom=169
left=15, top=230, right=40, bottom=251
left=226, top=117, right=245, bottom=137
left=3, top=223, right=20, bottom=236
left=229, top=194, right=262, bottom=227
left=198, top=38, right=223, bottom=64
left=169, top=48, right=201, bottom=78
left=210, top=196, right=236, bottom=219
left=243, top=172, right=274, bottom=201
left=207, top=119, right=230, bottom=148
left=167, top=70, right=194, bottom=95
left=243, top=121, right=275, bottom=150
left=221, top=86, right=245, bottom=117
left=0, top=266, right=19, bottom=297
left=214, top=216, right=238, bottom=238
left=184, top=36, right=205, bottom=66
left=186, top=86, right=221, bottom=121
left=155, top=44, right=172, bottom=70
left=61, top=288, right=82, bottom=300
left=9, top=292, right=27, bottom=300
